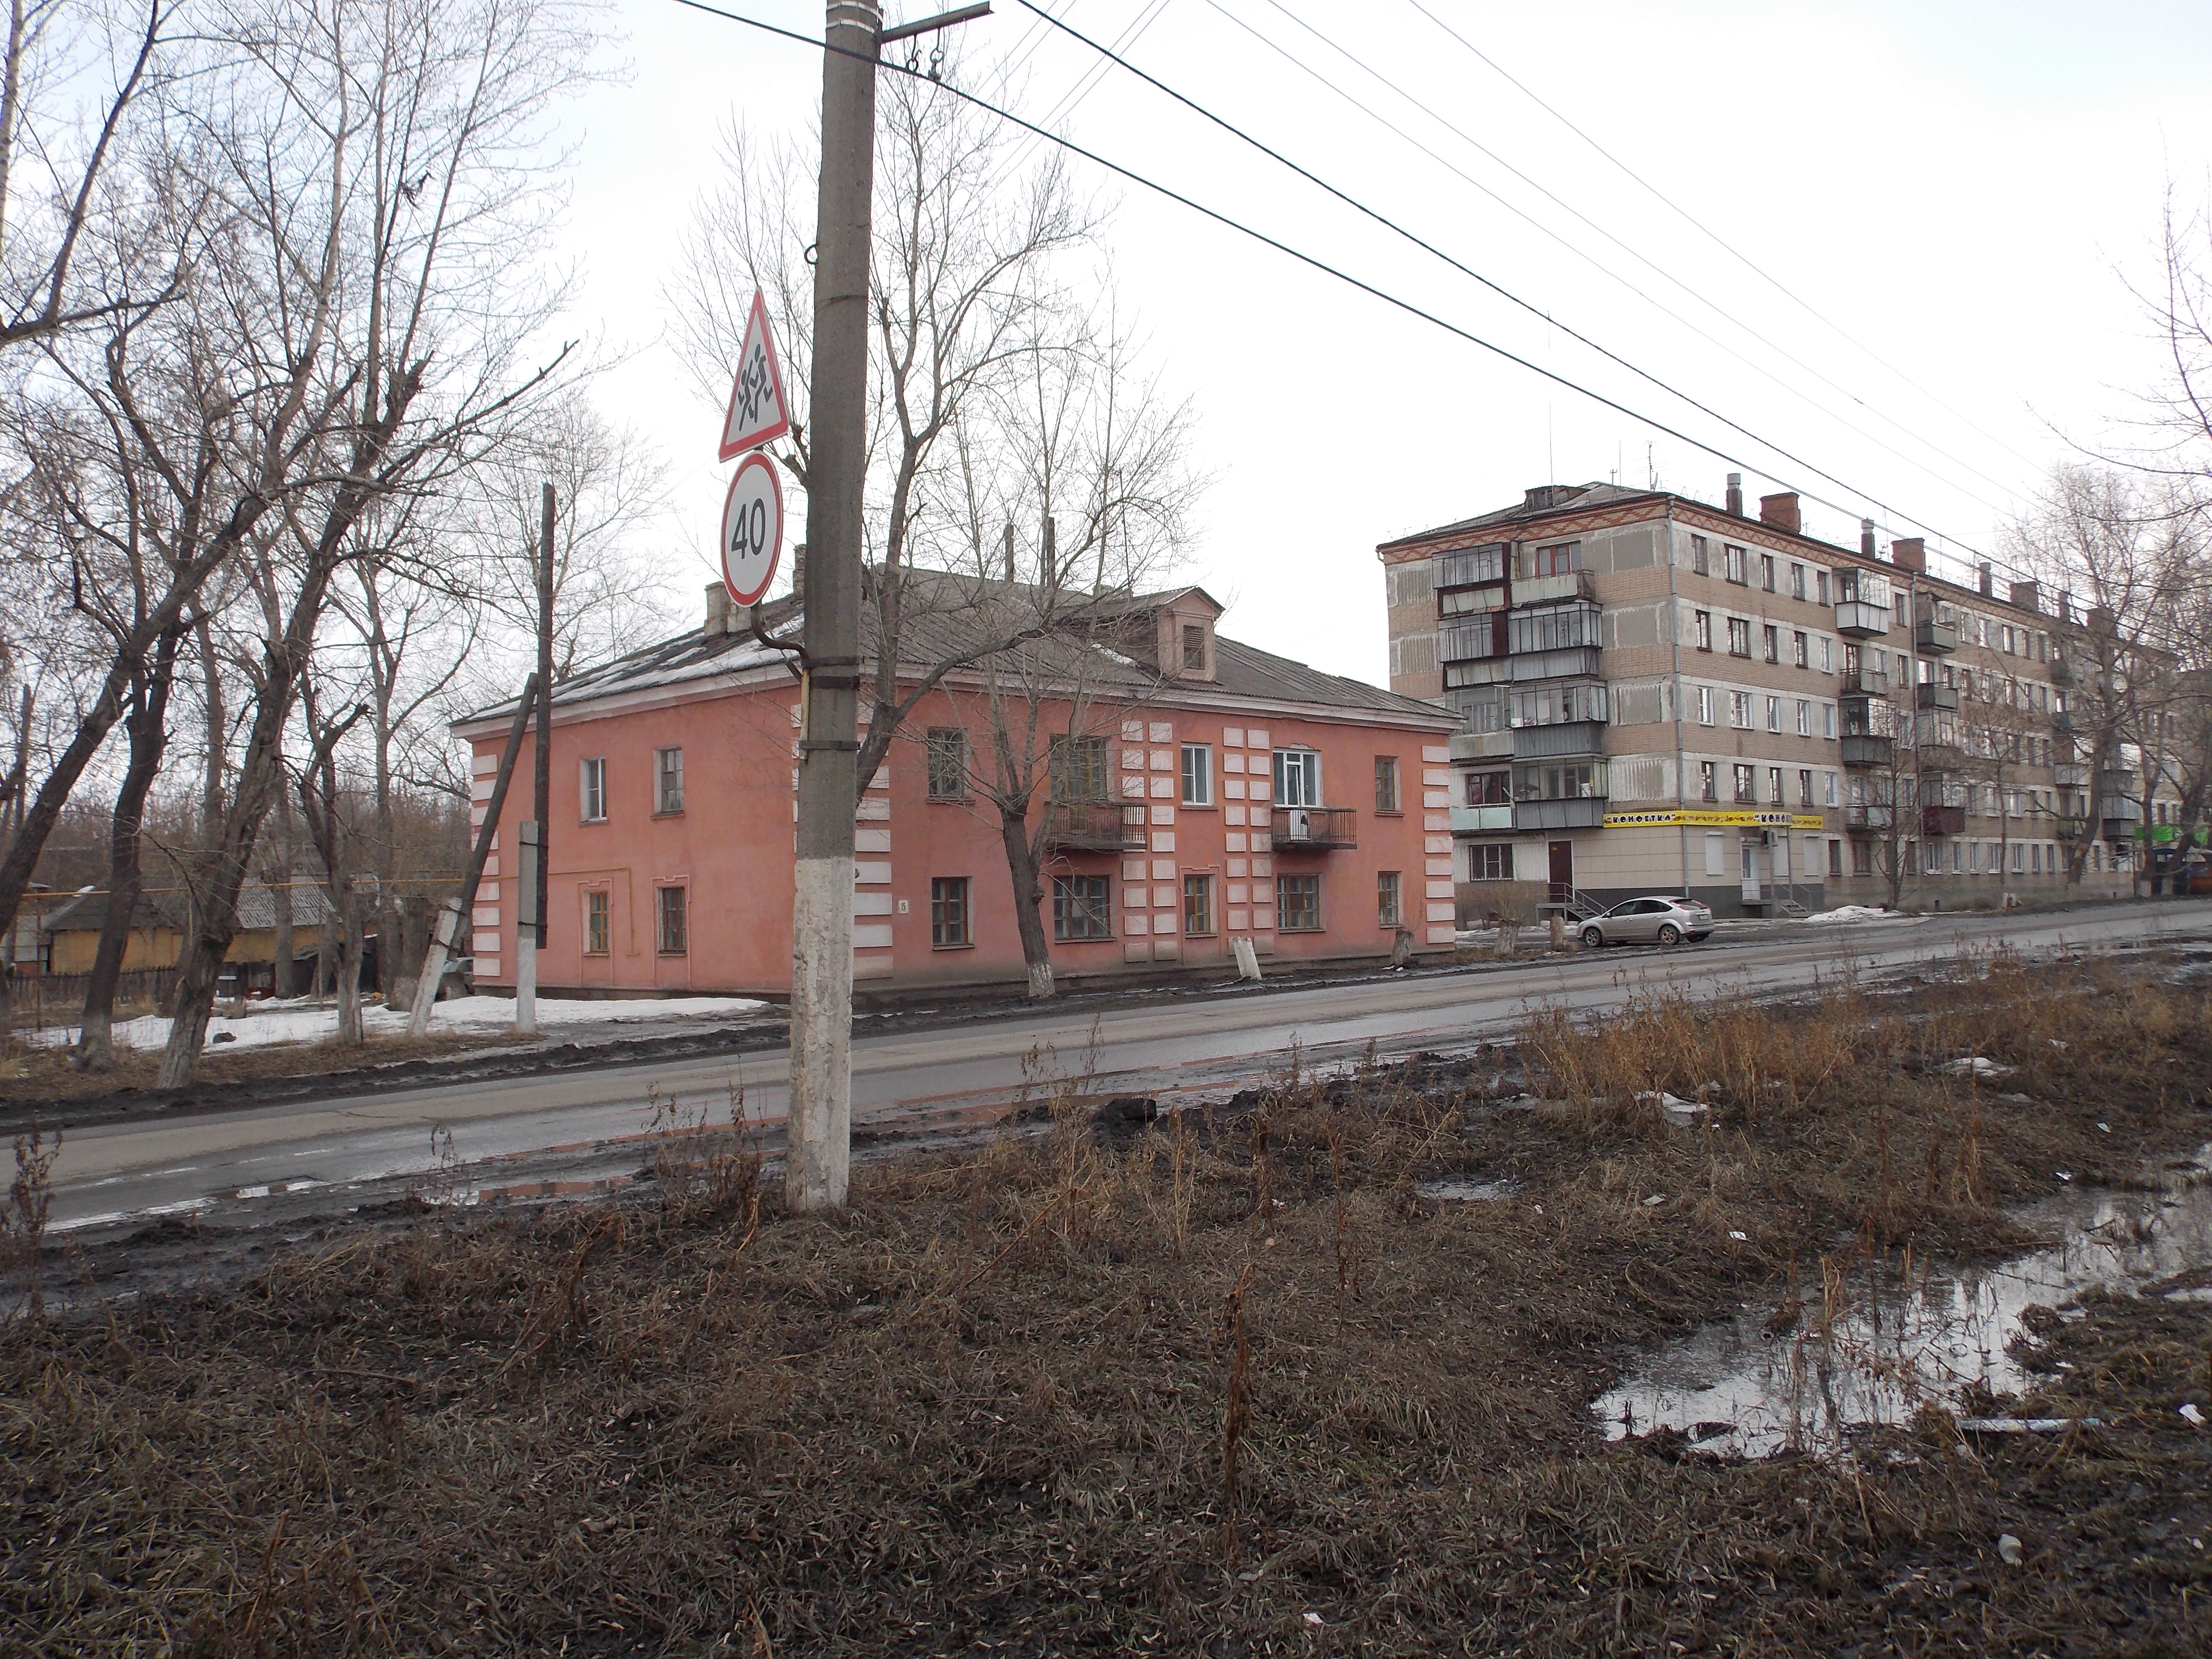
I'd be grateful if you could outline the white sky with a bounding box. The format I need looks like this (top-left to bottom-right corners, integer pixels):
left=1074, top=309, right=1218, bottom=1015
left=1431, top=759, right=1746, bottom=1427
left=564, top=0, right=2212, bottom=685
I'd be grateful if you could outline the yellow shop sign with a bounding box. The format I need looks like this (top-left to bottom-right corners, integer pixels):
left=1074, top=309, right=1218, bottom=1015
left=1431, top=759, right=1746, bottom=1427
left=1601, top=808, right=1828, bottom=831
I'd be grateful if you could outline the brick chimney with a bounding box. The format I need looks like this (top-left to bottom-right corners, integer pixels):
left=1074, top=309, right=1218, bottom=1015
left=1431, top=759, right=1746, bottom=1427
left=2008, top=579, right=2041, bottom=614
left=703, top=582, right=731, bottom=637
left=1724, top=472, right=1743, bottom=516
left=1861, top=518, right=1876, bottom=559
left=1978, top=561, right=1994, bottom=598
left=1757, top=492, right=1801, bottom=535
left=791, top=541, right=806, bottom=601
left=1890, top=537, right=1925, bottom=573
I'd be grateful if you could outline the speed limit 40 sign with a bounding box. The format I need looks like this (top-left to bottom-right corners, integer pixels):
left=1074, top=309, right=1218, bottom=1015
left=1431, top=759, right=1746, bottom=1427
left=720, top=450, right=783, bottom=607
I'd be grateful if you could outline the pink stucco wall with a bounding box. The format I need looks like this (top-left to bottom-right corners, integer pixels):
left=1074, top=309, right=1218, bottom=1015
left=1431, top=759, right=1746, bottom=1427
left=466, top=678, right=1455, bottom=998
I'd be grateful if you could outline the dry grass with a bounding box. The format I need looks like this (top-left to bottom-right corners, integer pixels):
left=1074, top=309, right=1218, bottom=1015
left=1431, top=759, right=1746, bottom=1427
left=1, top=960, right=2209, bottom=1655
left=0, top=1023, right=535, bottom=1106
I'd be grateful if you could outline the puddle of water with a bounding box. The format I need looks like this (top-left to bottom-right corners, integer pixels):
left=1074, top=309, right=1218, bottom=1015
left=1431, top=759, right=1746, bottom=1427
left=1593, top=1147, right=2212, bottom=1459
left=1420, top=1178, right=1513, bottom=1202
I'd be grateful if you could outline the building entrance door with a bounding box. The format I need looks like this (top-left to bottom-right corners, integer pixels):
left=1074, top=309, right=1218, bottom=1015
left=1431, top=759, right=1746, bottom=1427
left=1548, top=839, right=1574, bottom=905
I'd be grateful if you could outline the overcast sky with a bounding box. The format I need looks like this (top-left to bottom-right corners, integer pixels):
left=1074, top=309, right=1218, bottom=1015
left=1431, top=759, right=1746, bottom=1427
left=565, top=0, right=2212, bottom=685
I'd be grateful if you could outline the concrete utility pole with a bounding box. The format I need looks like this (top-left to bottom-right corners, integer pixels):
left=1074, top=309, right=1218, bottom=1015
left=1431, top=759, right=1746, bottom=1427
left=786, top=1, right=987, bottom=1211
left=786, top=0, right=882, bottom=1212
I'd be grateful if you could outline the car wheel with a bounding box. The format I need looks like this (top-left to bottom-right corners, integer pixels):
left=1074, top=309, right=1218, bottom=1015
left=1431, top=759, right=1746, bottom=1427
left=1580, top=925, right=1604, bottom=949
left=1657, top=923, right=1681, bottom=947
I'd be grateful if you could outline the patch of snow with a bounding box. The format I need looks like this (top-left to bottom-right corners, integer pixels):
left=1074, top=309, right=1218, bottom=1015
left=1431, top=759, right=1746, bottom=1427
left=1941, top=1056, right=2017, bottom=1079
left=27, top=993, right=767, bottom=1053
left=1798, top=904, right=1906, bottom=924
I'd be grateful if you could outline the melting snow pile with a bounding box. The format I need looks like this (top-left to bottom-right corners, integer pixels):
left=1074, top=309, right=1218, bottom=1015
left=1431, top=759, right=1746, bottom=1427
left=28, top=994, right=767, bottom=1053
left=1799, top=904, right=1903, bottom=924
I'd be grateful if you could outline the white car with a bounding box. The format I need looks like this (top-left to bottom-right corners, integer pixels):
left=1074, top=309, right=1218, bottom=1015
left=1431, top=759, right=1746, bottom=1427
left=1579, top=895, right=1714, bottom=949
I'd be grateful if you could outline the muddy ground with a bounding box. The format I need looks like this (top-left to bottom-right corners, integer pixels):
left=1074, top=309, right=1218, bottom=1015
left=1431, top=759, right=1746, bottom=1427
left=3, top=957, right=2210, bottom=1656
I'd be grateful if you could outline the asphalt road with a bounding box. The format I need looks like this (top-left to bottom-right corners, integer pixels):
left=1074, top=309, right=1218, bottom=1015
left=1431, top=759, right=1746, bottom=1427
left=42, top=902, right=2212, bottom=1238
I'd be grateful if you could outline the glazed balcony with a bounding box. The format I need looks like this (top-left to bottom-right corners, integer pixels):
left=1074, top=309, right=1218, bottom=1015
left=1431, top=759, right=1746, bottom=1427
left=1844, top=804, right=1895, bottom=832
left=1041, top=801, right=1144, bottom=854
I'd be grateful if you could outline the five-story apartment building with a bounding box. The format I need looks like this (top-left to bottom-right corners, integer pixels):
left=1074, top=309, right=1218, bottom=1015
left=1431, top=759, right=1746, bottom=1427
left=1381, top=477, right=2125, bottom=917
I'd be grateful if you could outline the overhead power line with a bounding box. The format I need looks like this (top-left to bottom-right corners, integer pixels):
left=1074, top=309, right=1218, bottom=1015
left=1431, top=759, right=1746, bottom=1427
left=1211, top=0, right=2024, bottom=512
left=1009, top=0, right=2005, bottom=549
left=666, top=0, right=2005, bottom=567
left=1399, top=0, right=2052, bottom=478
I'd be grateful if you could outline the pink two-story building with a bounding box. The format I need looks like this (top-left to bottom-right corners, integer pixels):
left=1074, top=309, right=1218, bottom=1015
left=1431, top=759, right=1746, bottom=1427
left=452, top=582, right=1462, bottom=998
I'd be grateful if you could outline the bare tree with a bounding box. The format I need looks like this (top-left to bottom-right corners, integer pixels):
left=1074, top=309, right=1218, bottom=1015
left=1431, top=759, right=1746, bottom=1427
left=2009, top=466, right=2196, bottom=890
left=668, top=60, right=1140, bottom=801
left=141, top=0, right=604, bottom=1088
left=461, top=402, right=678, bottom=690
left=0, top=0, right=170, bottom=349
left=292, top=673, right=369, bottom=1043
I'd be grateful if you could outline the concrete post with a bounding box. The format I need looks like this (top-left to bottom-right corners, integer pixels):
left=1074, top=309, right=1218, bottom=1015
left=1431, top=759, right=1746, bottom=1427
left=785, top=0, right=881, bottom=1213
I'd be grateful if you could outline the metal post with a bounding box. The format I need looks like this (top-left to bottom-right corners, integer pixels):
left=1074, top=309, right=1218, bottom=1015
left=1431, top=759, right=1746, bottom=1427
left=516, top=821, right=541, bottom=1035
left=786, top=0, right=881, bottom=1212
left=535, top=483, right=554, bottom=953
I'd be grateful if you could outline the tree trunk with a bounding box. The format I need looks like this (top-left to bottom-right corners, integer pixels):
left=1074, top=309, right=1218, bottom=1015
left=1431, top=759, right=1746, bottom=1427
left=334, top=884, right=364, bottom=1045
left=75, top=636, right=180, bottom=1070
left=996, top=805, right=1054, bottom=1000
left=0, top=492, right=267, bottom=1042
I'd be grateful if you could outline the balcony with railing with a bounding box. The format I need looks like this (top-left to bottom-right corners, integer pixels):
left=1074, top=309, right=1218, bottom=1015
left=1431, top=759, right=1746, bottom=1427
left=1448, top=728, right=1515, bottom=761
left=1272, top=805, right=1357, bottom=850
left=1915, top=682, right=1960, bottom=713
left=1040, top=801, right=1145, bottom=854
left=1913, top=616, right=1959, bottom=655
left=1922, top=803, right=1966, bottom=837
left=1512, top=719, right=1607, bottom=759
left=2048, top=652, right=2072, bottom=685
left=1515, top=795, right=1607, bottom=831
left=1840, top=734, right=1893, bottom=769
left=1839, top=665, right=1891, bottom=698
left=2054, top=762, right=2091, bottom=788
left=1835, top=598, right=1890, bottom=638
left=1844, top=803, right=1895, bottom=831
left=1449, top=803, right=1515, bottom=835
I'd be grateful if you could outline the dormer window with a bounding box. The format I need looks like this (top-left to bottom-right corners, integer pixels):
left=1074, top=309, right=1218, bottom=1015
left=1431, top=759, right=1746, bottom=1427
left=1181, top=623, right=1207, bottom=672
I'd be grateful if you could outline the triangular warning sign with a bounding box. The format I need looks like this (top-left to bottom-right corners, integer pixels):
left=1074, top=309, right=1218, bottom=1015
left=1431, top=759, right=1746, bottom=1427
left=718, top=289, right=793, bottom=461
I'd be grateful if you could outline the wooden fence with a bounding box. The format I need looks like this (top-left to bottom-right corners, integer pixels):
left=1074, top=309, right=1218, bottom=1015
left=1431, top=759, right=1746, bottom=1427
left=8, top=968, right=179, bottom=1033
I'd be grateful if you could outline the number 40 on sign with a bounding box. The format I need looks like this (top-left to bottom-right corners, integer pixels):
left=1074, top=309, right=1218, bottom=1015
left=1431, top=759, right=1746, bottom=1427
left=716, top=290, right=792, bottom=607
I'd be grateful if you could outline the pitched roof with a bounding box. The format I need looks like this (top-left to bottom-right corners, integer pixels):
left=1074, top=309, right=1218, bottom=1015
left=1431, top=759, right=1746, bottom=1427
left=462, top=574, right=1454, bottom=730
left=41, top=881, right=336, bottom=935
left=1378, top=482, right=1661, bottom=551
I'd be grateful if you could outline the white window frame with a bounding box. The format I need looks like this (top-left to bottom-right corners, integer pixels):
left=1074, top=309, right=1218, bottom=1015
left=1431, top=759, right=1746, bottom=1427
left=654, top=746, right=685, bottom=815
left=579, top=756, right=607, bottom=822
left=1180, top=742, right=1213, bottom=806
left=1273, top=747, right=1322, bottom=807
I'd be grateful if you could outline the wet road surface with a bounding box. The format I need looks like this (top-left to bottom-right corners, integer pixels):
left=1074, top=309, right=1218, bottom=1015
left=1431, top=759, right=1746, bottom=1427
left=43, top=902, right=2211, bottom=1237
